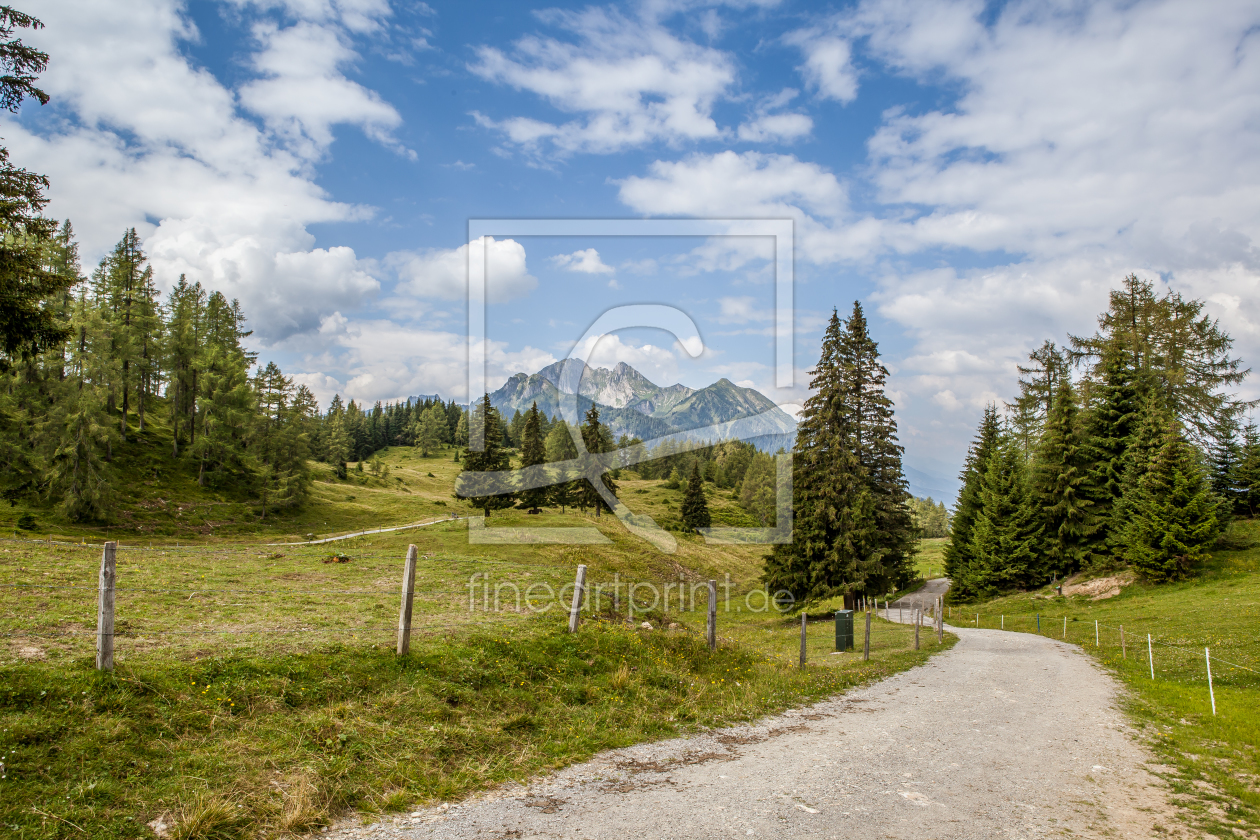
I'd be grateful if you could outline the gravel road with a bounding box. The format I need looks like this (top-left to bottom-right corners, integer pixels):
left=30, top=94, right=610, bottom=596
left=325, top=581, right=1182, bottom=840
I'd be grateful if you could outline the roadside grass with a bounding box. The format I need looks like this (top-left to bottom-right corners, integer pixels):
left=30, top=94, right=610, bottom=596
left=915, top=537, right=947, bottom=581
left=1, top=452, right=957, bottom=839
left=955, top=518, right=1260, bottom=837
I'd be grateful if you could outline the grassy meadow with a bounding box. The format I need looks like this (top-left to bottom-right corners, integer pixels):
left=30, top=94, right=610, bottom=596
left=955, top=518, right=1260, bottom=837
left=0, top=444, right=953, bottom=839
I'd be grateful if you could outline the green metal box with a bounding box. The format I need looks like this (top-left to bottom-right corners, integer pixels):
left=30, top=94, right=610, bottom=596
left=835, top=609, right=854, bottom=651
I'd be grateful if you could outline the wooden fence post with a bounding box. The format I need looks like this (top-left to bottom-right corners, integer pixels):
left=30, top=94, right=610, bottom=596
left=568, top=564, right=587, bottom=633
left=96, top=541, right=117, bottom=671
left=707, top=580, right=717, bottom=650
left=863, top=606, right=871, bottom=661
left=914, top=610, right=920, bottom=650
left=1206, top=648, right=1216, bottom=715
left=397, top=545, right=417, bottom=655
left=799, top=612, right=807, bottom=668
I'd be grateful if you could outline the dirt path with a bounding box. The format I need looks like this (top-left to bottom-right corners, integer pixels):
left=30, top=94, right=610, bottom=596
left=328, top=582, right=1184, bottom=840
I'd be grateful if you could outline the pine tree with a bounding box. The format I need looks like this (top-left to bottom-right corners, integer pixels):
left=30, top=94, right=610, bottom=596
left=579, top=404, right=617, bottom=516
left=544, top=418, right=580, bottom=513
left=943, top=405, right=1001, bottom=584
left=516, top=402, right=548, bottom=512
left=763, top=309, right=882, bottom=609
left=680, top=460, right=711, bottom=532
left=1121, top=422, right=1221, bottom=582
left=956, top=438, right=1039, bottom=599
left=252, top=362, right=312, bottom=518
left=1028, top=381, right=1094, bottom=579
left=456, top=394, right=515, bottom=516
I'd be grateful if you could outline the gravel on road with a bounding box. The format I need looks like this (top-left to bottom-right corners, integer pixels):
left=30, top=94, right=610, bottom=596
left=324, top=588, right=1184, bottom=840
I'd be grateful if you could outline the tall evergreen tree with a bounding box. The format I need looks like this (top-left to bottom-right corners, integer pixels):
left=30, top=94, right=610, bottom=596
left=1206, top=414, right=1245, bottom=514
left=413, top=404, right=444, bottom=457
left=680, top=460, right=711, bottom=532
left=544, top=417, right=580, bottom=513
left=456, top=394, right=515, bottom=516
left=836, top=301, right=917, bottom=593
left=189, top=292, right=254, bottom=487
left=943, top=405, right=1001, bottom=584
left=1009, top=340, right=1071, bottom=453
left=955, top=436, right=1039, bottom=599
left=763, top=309, right=882, bottom=609
left=517, top=402, right=549, bottom=512
left=579, top=404, right=617, bottom=515
left=1077, top=348, right=1140, bottom=563
left=1028, top=381, right=1094, bottom=579
left=1236, top=423, right=1260, bottom=517
left=1121, top=421, right=1221, bottom=582
left=252, top=362, right=312, bottom=518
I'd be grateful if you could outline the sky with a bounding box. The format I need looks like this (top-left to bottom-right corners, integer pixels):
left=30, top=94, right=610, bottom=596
left=9, top=0, right=1260, bottom=493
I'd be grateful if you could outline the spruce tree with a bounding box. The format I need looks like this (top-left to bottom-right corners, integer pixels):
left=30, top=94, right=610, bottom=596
left=957, top=437, right=1039, bottom=599
left=517, top=402, right=548, bottom=512
left=1028, top=382, right=1094, bottom=579
left=1077, top=348, right=1139, bottom=563
left=1207, top=414, right=1245, bottom=515
left=943, top=405, right=1001, bottom=584
left=1121, top=422, right=1221, bottom=582
left=763, top=309, right=882, bottom=609
left=1237, top=423, right=1260, bottom=518
left=1107, top=390, right=1174, bottom=555
left=456, top=394, right=515, bottom=516
left=544, top=418, right=580, bottom=513
left=579, top=404, right=617, bottom=516
left=680, top=460, right=711, bottom=532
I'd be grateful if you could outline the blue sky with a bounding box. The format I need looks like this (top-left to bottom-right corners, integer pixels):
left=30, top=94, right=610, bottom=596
left=11, top=0, right=1260, bottom=490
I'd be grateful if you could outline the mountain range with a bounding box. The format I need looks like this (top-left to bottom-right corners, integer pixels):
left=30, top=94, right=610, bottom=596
left=488, top=360, right=797, bottom=451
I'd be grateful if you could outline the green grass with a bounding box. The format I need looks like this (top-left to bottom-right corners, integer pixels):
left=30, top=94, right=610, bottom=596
left=958, top=519, right=1260, bottom=837
left=1, top=445, right=955, bottom=839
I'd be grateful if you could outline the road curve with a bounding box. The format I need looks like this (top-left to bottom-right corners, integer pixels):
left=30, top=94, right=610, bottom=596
left=328, top=584, right=1183, bottom=840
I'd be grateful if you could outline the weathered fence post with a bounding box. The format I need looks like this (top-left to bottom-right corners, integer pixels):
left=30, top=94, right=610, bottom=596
left=863, top=606, right=871, bottom=661
left=396, top=544, right=417, bottom=655
left=706, top=580, right=717, bottom=650
left=799, top=612, right=807, bottom=668
left=96, top=541, right=117, bottom=671
left=1206, top=648, right=1216, bottom=715
left=937, top=597, right=943, bottom=642
left=1095, top=619, right=1099, bottom=647
left=1121, top=625, right=1125, bottom=658
left=568, top=564, right=587, bottom=633
left=914, top=609, right=920, bottom=650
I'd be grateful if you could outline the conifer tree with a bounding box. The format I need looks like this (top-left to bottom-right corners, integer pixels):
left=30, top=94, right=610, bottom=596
left=1028, top=381, right=1094, bottom=579
left=413, top=404, right=444, bottom=457
left=738, top=451, right=776, bottom=526
left=456, top=394, right=515, bottom=516
left=517, top=402, right=548, bottom=512
left=680, top=460, right=711, bottom=532
left=943, top=405, right=1001, bottom=584
left=836, top=301, right=917, bottom=592
left=190, top=293, right=255, bottom=487
left=1106, top=390, right=1174, bottom=555
left=1009, top=340, right=1071, bottom=453
left=544, top=418, right=580, bottom=513
left=1207, top=414, right=1244, bottom=514
left=956, top=437, right=1039, bottom=599
left=579, top=404, right=617, bottom=515
left=1236, top=423, right=1260, bottom=517
left=1077, top=348, right=1139, bottom=563
left=763, top=309, right=881, bottom=609
left=252, top=363, right=313, bottom=518
left=1121, top=421, right=1221, bottom=581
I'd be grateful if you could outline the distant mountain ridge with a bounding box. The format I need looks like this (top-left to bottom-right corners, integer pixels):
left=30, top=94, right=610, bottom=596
left=490, top=360, right=797, bottom=450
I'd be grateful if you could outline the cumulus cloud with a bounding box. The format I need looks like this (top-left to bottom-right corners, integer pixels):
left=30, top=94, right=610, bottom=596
left=551, top=247, right=615, bottom=275
left=787, top=33, right=858, bottom=103
left=736, top=112, right=812, bottom=143
left=239, top=20, right=412, bottom=160
left=570, top=332, right=688, bottom=387
left=287, top=313, right=557, bottom=406
left=468, top=6, right=734, bottom=155
left=14, top=0, right=405, bottom=342
left=390, top=237, right=538, bottom=303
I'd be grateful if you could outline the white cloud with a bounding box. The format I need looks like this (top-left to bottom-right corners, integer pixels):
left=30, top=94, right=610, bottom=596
left=288, top=313, right=557, bottom=406
left=225, top=0, right=393, bottom=34
left=737, top=112, right=812, bottom=143
left=551, top=247, right=615, bottom=275
left=391, top=237, right=538, bottom=303
left=13, top=0, right=396, bottom=342
left=570, top=333, right=688, bottom=386
left=788, top=33, right=858, bottom=103
left=468, top=6, right=735, bottom=155
left=618, top=150, right=846, bottom=219
left=716, top=295, right=771, bottom=323
left=239, top=21, right=412, bottom=160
